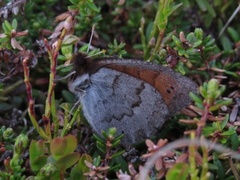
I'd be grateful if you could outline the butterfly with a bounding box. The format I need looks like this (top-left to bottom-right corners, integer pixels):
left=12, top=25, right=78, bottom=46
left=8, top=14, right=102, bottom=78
left=68, top=53, right=197, bottom=148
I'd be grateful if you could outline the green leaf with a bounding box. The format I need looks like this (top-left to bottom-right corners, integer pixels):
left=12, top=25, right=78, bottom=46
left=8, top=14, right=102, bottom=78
left=61, top=45, right=73, bottom=58
left=55, top=152, right=80, bottom=171
left=204, top=46, right=216, bottom=53
left=224, top=70, right=239, bottom=78
left=194, top=28, right=203, bottom=40
left=37, top=162, right=59, bottom=179
left=230, top=132, right=239, bottom=150
left=195, top=102, right=204, bottom=109
left=3, top=20, right=12, bottom=33
left=79, top=44, right=89, bottom=52
left=29, top=140, right=48, bottom=171
left=93, top=156, right=101, bottom=166
left=189, top=92, right=202, bottom=104
left=168, top=3, right=182, bottom=16
left=70, top=154, right=92, bottom=180
left=96, top=140, right=106, bottom=153
left=221, top=126, right=236, bottom=136
left=166, top=162, right=189, bottom=180
left=219, top=114, right=229, bottom=130
left=178, top=49, right=185, bottom=56
left=221, top=36, right=232, bottom=51
left=196, top=0, right=207, bottom=11
left=112, top=133, right=124, bottom=143
left=86, top=1, right=100, bottom=12
left=177, top=62, right=186, bottom=74
left=101, top=129, right=108, bottom=139
left=192, top=40, right=202, bottom=48
left=172, top=35, right=182, bottom=47
left=227, top=27, right=239, bottom=42
left=63, top=35, right=79, bottom=45
left=30, top=140, right=46, bottom=159
left=207, top=163, right=219, bottom=170
left=204, top=0, right=216, bottom=17
left=111, top=150, right=125, bottom=159
left=50, top=138, right=67, bottom=159
left=209, top=99, right=232, bottom=111
left=68, top=5, right=78, bottom=10
left=213, top=153, right=225, bottom=180
left=0, top=37, right=9, bottom=43
left=93, top=133, right=104, bottom=143
left=186, top=32, right=196, bottom=44
left=69, top=0, right=79, bottom=6
left=111, top=139, right=122, bottom=148
left=186, top=48, right=200, bottom=55
left=50, top=135, right=77, bottom=160
left=60, top=102, right=72, bottom=112
left=31, top=156, right=48, bottom=172
left=203, top=125, right=217, bottom=137
left=204, top=36, right=215, bottom=46
left=12, top=19, right=18, bottom=30
left=199, top=86, right=207, bottom=98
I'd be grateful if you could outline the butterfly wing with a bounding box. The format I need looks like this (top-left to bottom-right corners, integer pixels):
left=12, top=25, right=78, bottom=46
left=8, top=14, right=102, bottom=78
left=69, top=54, right=197, bottom=148
left=80, top=68, right=170, bottom=147
left=97, top=58, right=198, bottom=115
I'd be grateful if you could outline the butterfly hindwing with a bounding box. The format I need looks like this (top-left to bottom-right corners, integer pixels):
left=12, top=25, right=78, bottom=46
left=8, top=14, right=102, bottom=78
left=80, top=68, right=169, bottom=147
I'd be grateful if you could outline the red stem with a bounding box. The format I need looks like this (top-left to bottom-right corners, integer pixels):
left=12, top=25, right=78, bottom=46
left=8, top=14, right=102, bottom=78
left=196, top=103, right=210, bottom=137
left=23, top=58, right=37, bottom=120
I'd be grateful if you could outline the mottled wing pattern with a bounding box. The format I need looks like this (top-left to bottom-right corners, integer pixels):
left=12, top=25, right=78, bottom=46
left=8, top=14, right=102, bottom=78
left=97, top=58, right=198, bottom=115
left=80, top=68, right=169, bottom=147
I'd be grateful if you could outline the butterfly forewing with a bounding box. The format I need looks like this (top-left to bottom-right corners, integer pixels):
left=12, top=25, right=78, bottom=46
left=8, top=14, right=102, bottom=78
left=96, top=58, right=198, bottom=114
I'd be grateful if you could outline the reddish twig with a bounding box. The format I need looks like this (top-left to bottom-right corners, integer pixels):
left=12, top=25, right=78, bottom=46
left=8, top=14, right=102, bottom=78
left=22, top=58, right=48, bottom=139
left=196, top=104, right=210, bottom=137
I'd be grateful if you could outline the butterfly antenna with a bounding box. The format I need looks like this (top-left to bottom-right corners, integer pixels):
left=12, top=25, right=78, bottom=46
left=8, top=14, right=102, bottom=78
left=87, top=50, right=106, bottom=59
left=87, top=24, right=96, bottom=53
left=54, top=70, right=76, bottom=82
left=69, top=92, right=86, bottom=115
left=219, top=4, right=240, bottom=37
left=69, top=98, right=81, bottom=115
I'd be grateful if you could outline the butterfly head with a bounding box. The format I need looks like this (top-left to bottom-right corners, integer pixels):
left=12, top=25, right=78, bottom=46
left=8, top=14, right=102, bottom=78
left=68, top=73, right=90, bottom=98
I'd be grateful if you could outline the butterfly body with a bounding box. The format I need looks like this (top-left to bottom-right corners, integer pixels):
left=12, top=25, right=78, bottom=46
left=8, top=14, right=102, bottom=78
left=68, top=53, right=197, bottom=148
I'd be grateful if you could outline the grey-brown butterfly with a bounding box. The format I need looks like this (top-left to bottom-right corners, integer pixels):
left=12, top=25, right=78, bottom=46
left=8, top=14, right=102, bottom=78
left=68, top=53, right=197, bottom=148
